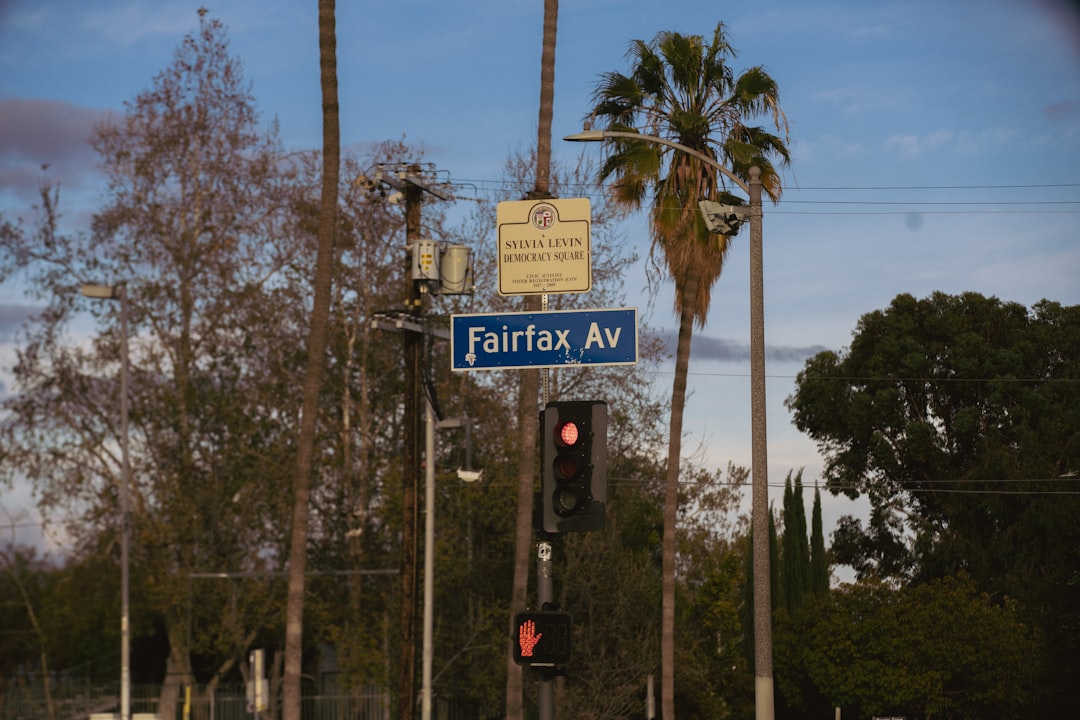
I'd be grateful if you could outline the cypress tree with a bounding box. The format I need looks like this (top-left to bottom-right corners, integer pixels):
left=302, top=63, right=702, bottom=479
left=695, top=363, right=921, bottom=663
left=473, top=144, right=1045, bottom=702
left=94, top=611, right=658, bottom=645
left=811, top=484, right=829, bottom=594
left=780, top=470, right=813, bottom=614
left=793, top=471, right=811, bottom=596
left=781, top=474, right=796, bottom=614
left=769, top=507, right=782, bottom=615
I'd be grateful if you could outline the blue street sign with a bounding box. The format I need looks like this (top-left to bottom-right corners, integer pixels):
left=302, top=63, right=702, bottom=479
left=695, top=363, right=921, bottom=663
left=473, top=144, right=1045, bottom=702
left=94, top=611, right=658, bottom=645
left=451, top=308, right=638, bottom=371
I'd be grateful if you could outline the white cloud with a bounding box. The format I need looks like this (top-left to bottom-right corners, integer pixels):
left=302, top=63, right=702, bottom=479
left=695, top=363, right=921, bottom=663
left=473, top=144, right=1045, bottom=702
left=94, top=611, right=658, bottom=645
left=851, top=23, right=891, bottom=39
left=812, top=85, right=906, bottom=116
left=924, top=129, right=955, bottom=149
left=952, top=127, right=1022, bottom=154
left=795, top=133, right=868, bottom=162
left=882, top=126, right=1026, bottom=158
left=885, top=133, right=922, bottom=158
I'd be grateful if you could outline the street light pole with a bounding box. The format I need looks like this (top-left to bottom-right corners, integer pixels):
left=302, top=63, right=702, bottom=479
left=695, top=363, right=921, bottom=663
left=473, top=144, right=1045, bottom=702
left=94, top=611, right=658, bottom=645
left=421, top=394, right=435, bottom=720
left=746, top=167, right=774, bottom=720
left=564, top=130, right=775, bottom=720
left=81, top=283, right=131, bottom=720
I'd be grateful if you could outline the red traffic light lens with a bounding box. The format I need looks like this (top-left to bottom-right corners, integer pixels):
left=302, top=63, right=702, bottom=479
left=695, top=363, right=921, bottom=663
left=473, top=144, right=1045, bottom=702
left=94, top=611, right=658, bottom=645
left=556, top=420, right=581, bottom=447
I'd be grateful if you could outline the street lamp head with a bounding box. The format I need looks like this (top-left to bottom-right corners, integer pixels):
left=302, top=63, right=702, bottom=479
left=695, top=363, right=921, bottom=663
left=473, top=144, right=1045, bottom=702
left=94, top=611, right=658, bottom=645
left=563, top=130, right=607, bottom=143
left=456, top=468, right=483, bottom=483
left=81, top=283, right=119, bottom=300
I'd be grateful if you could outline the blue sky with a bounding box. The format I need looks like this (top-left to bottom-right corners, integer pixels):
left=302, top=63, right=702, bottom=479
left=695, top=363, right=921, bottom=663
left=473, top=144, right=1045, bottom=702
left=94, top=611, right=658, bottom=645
left=2, top=0, right=1079, bottom=556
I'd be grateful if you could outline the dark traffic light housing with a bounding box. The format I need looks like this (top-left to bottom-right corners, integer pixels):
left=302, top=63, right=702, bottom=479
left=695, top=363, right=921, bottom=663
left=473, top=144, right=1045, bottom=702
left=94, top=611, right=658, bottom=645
left=540, top=400, right=607, bottom=533
left=512, top=611, right=573, bottom=667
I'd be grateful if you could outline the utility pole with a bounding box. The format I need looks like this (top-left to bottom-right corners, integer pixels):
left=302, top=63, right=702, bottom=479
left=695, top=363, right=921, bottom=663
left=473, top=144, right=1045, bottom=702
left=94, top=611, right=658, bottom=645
left=376, top=163, right=454, bottom=720
left=400, top=167, right=423, bottom=720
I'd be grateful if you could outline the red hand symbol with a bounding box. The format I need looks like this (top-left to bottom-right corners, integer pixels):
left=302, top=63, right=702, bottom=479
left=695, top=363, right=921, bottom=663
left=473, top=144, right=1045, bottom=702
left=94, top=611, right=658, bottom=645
left=519, top=619, right=542, bottom=657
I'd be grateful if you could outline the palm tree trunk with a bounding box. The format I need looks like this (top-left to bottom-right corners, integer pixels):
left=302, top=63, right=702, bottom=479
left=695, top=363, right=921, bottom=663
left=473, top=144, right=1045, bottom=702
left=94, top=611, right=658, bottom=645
left=534, top=0, right=557, bottom=198
left=662, top=267, right=699, bottom=720
left=507, top=2, right=557, bottom=719
left=282, top=1, right=338, bottom=718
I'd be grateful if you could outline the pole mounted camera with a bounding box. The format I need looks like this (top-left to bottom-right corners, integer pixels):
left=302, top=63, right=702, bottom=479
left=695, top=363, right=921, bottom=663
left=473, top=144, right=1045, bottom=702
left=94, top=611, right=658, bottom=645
left=698, top=200, right=748, bottom=237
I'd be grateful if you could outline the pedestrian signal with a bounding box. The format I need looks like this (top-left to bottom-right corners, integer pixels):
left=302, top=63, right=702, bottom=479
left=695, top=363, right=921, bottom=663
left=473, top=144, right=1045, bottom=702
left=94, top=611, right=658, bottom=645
left=512, top=611, right=573, bottom=667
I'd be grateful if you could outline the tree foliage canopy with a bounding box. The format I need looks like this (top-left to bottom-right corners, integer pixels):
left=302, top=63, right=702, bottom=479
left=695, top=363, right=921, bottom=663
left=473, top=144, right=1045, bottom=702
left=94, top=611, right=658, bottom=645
left=775, top=575, right=1041, bottom=720
left=786, top=290, right=1080, bottom=712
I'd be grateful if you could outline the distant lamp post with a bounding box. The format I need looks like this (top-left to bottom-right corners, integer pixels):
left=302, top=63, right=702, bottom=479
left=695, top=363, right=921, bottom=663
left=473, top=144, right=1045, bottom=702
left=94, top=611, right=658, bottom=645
left=81, top=283, right=131, bottom=720
left=565, top=129, right=774, bottom=720
left=421, top=413, right=474, bottom=720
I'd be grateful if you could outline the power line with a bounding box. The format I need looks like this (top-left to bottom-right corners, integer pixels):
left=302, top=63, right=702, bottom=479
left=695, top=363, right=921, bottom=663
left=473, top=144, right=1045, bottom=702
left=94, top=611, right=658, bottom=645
left=451, top=177, right=1080, bottom=192
left=772, top=209, right=1080, bottom=216
left=788, top=183, right=1080, bottom=191
left=189, top=569, right=398, bottom=579
left=452, top=177, right=1080, bottom=196
left=779, top=200, right=1080, bottom=206
left=610, top=474, right=1079, bottom=490
left=448, top=177, right=1080, bottom=215
left=647, top=367, right=1080, bottom=385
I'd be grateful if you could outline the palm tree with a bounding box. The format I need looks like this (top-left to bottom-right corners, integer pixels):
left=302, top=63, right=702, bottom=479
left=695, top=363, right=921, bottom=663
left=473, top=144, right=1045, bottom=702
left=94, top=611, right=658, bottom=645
left=283, top=1, right=339, bottom=719
left=587, top=22, right=788, bottom=719
left=506, top=3, right=559, bottom=719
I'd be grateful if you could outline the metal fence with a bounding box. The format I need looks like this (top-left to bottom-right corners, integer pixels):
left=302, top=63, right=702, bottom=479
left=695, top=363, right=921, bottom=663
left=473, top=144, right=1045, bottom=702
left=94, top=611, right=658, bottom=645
left=0, top=683, right=407, bottom=720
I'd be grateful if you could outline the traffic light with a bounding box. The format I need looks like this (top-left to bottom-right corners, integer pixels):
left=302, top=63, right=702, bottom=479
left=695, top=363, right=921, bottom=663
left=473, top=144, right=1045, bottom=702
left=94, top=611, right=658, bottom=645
left=540, top=400, right=607, bottom=533
left=512, top=611, right=573, bottom=667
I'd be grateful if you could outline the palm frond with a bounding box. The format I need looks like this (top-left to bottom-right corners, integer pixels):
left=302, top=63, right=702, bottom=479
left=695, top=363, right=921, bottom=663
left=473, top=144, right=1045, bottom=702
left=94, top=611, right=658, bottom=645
left=587, top=21, right=791, bottom=320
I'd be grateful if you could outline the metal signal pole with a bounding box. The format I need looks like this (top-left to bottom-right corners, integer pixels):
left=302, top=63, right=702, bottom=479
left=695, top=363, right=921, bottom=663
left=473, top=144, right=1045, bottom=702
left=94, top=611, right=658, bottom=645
left=537, top=540, right=554, bottom=720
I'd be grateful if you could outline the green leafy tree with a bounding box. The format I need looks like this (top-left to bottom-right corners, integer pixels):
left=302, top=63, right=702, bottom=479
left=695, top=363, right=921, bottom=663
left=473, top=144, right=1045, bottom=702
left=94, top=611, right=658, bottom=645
left=0, top=542, right=56, bottom=720
left=557, top=501, right=663, bottom=720
left=775, top=575, right=1041, bottom=720
left=674, top=463, right=751, bottom=720
left=586, top=22, right=789, bottom=717
left=786, top=291, right=1080, bottom=713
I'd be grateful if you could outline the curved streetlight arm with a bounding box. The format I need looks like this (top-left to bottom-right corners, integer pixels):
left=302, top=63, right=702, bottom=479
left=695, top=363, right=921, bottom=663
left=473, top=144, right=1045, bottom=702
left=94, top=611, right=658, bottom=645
left=564, top=129, right=751, bottom=196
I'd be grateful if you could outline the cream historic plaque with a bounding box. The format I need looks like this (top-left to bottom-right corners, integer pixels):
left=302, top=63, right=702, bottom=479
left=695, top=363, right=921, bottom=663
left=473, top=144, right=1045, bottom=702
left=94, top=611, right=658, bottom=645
left=496, top=198, right=591, bottom=295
